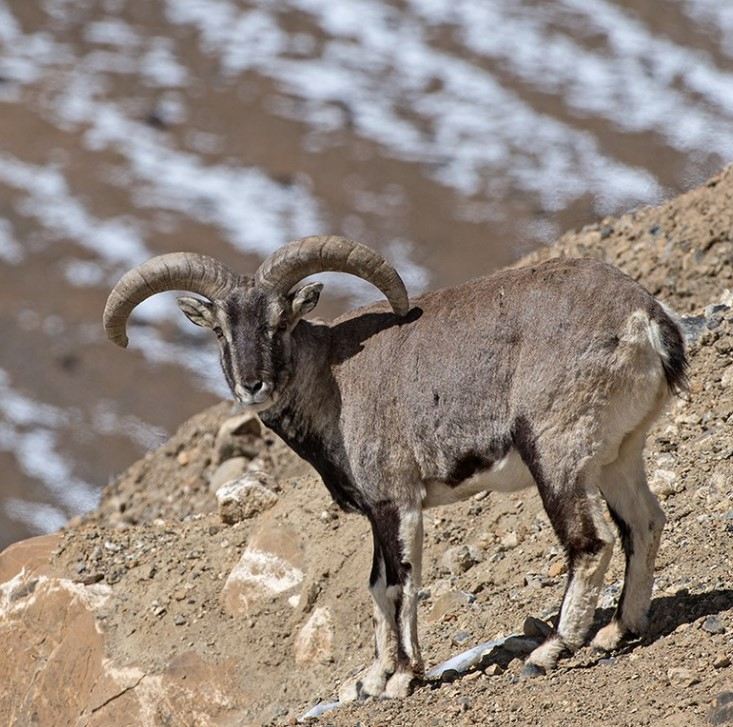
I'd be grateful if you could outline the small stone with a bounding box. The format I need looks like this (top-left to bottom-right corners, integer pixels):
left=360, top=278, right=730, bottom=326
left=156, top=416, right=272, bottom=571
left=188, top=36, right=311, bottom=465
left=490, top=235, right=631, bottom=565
left=174, top=614, right=187, bottom=626
left=103, top=540, right=121, bottom=553
left=484, top=663, right=504, bottom=676
left=667, top=667, right=699, bottom=687
left=713, top=654, right=731, bottom=669
left=721, top=365, right=733, bottom=388
left=209, top=457, right=248, bottom=492
left=426, top=591, right=472, bottom=624
left=463, top=670, right=483, bottom=681
left=548, top=560, right=567, bottom=578
left=177, top=450, right=190, bottom=466
left=709, top=692, right=733, bottom=725
left=650, top=469, right=680, bottom=499
left=452, top=630, right=471, bottom=646
left=702, top=615, right=726, bottom=635
left=440, top=545, right=483, bottom=576
left=523, top=616, right=553, bottom=639
left=153, top=606, right=167, bottom=617
left=499, top=531, right=519, bottom=550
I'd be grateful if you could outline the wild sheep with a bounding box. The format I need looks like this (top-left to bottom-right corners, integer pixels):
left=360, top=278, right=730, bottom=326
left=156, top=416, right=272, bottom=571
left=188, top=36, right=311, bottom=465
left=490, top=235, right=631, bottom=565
left=104, top=236, right=687, bottom=699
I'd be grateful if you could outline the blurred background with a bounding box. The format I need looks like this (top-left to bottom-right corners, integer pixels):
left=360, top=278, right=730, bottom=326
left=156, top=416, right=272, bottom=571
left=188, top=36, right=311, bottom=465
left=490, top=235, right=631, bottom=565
left=0, top=0, right=732, bottom=547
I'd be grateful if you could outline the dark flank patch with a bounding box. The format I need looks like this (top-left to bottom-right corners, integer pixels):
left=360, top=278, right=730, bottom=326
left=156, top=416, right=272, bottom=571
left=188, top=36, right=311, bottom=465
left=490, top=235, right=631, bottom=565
left=607, top=504, right=634, bottom=617
left=650, top=304, right=689, bottom=395
left=445, top=451, right=495, bottom=486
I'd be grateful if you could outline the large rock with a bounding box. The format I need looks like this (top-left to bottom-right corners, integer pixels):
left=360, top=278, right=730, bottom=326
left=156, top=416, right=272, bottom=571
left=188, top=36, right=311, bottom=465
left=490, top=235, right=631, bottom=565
left=214, top=413, right=262, bottom=464
left=294, top=607, right=334, bottom=664
left=0, top=534, right=250, bottom=726
left=222, top=518, right=305, bottom=617
left=216, top=473, right=279, bottom=524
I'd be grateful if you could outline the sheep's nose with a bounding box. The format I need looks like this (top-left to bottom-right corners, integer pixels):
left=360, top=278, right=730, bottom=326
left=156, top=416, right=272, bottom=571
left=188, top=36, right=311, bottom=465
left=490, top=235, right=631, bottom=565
left=242, top=380, right=264, bottom=395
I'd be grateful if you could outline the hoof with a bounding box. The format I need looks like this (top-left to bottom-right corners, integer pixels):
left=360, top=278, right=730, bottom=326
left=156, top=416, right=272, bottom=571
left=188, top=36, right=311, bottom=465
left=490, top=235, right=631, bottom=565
left=339, top=662, right=391, bottom=702
left=520, top=662, right=546, bottom=679
left=338, top=679, right=364, bottom=703
left=384, top=670, right=415, bottom=699
left=591, top=621, right=642, bottom=653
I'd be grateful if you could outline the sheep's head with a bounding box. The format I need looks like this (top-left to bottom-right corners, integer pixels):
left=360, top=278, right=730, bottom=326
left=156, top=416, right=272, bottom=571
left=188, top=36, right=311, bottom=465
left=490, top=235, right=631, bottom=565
left=103, top=236, right=409, bottom=410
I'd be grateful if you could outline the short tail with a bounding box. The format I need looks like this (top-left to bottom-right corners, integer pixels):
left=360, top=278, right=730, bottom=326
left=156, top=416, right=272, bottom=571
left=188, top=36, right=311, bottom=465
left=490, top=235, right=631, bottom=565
left=649, top=303, right=689, bottom=395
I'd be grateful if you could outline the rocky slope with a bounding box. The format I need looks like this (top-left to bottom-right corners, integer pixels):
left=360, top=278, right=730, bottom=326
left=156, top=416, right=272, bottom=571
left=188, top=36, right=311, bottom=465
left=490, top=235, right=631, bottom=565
left=1, top=168, right=732, bottom=726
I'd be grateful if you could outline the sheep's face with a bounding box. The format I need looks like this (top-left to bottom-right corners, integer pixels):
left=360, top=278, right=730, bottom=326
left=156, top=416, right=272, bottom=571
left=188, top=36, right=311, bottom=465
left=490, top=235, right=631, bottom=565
left=177, top=283, right=322, bottom=410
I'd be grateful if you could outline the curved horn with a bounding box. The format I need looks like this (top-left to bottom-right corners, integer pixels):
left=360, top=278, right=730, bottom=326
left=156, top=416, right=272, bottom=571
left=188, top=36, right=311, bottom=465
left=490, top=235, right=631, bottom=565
left=103, top=252, right=242, bottom=348
left=254, top=236, right=410, bottom=316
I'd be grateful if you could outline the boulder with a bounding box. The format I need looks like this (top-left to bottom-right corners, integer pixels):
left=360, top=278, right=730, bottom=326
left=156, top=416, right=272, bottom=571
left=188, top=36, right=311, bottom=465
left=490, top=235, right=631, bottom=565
left=222, top=519, right=305, bottom=617
left=214, top=413, right=262, bottom=464
left=216, top=473, right=279, bottom=524
left=0, top=534, right=247, bottom=726
left=209, top=456, right=249, bottom=492
left=294, top=607, right=334, bottom=664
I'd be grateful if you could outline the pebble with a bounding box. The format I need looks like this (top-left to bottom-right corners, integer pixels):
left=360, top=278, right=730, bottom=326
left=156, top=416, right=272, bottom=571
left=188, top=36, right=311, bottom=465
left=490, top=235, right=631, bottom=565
left=523, top=616, right=553, bottom=639
left=666, top=667, right=700, bottom=687
left=463, top=670, right=483, bottom=681
left=709, top=692, right=733, bottom=725
left=440, top=545, right=483, bottom=576
left=452, top=630, right=471, bottom=646
left=177, top=450, right=190, bottom=466
left=484, top=663, right=504, bottom=676
left=713, top=654, right=731, bottom=669
left=702, top=615, right=726, bottom=635
left=650, top=468, right=681, bottom=499
left=174, top=614, right=187, bottom=626
left=499, top=531, right=519, bottom=550
left=548, top=560, right=567, bottom=578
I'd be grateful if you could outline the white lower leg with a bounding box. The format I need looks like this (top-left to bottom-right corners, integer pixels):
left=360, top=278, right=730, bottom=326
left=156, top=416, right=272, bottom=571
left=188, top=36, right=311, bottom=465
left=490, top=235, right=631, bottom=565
left=528, top=492, right=614, bottom=671
left=339, top=564, right=400, bottom=702
left=385, top=509, right=424, bottom=698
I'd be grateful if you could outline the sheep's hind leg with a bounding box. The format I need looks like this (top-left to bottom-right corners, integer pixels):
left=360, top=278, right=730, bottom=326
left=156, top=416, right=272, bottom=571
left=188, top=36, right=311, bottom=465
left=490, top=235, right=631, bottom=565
left=523, top=475, right=615, bottom=675
left=339, top=501, right=424, bottom=701
left=592, top=438, right=666, bottom=652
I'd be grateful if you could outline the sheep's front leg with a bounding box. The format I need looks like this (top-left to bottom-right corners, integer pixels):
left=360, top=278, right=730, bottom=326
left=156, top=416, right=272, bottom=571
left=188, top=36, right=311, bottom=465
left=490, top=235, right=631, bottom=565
left=339, top=501, right=423, bottom=701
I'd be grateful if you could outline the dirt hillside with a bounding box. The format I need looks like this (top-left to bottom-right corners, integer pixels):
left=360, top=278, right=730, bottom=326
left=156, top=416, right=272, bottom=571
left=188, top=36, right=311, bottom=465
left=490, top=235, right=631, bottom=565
left=1, top=167, right=732, bottom=726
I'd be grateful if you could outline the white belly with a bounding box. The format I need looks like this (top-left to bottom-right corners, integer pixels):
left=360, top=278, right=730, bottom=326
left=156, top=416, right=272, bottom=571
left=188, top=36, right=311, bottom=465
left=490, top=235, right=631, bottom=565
left=422, top=449, right=535, bottom=508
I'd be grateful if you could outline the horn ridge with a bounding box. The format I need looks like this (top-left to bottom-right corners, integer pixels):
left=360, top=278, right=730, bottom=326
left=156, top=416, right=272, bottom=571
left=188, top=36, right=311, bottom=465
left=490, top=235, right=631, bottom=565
left=103, top=252, right=241, bottom=348
left=254, top=235, right=409, bottom=316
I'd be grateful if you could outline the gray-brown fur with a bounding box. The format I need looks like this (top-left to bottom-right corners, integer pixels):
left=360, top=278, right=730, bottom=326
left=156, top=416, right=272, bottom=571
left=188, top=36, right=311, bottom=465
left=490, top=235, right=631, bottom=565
left=105, top=244, right=686, bottom=696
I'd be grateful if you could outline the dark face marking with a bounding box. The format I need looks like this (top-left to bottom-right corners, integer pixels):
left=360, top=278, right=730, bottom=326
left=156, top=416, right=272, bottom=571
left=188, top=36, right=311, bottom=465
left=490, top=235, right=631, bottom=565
left=217, top=288, right=294, bottom=402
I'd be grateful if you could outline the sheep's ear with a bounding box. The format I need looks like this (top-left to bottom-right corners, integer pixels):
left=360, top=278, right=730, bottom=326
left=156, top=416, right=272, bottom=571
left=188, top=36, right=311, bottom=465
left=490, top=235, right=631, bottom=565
left=289, top=282, right=323, bottom=319
left=177, top=296, right=216, bottom=328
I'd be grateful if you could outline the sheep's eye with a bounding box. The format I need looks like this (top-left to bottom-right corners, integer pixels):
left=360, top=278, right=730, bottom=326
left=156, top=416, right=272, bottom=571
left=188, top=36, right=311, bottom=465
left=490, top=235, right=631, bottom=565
left=212, top=326, right=223, bottom=338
